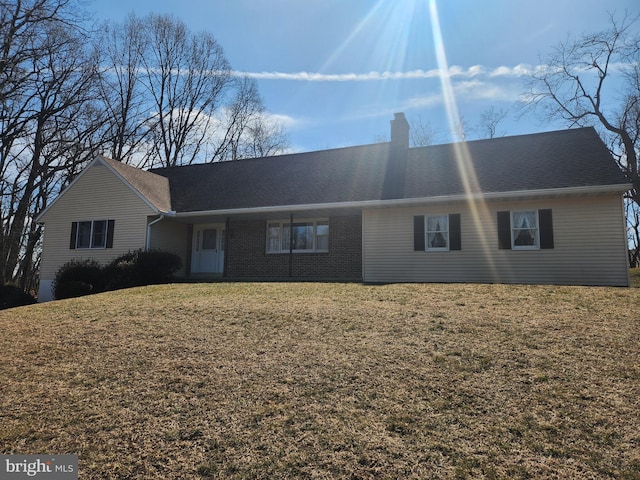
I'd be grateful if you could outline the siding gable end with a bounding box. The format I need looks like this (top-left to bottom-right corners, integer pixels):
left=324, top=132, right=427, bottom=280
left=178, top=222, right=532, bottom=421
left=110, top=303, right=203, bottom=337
left=37, top=156, right=166, bottom=223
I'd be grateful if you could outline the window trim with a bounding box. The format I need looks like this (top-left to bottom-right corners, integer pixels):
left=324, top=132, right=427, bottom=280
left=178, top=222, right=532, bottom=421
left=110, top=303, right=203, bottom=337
left=425, top=214, right=450, bottom=251
left=414, top=213, right=461, bottom=252
left=511, top=209, right=540, bottom=250
left=497, top=209, right=554, bottom=251
left=266, top=218, right=329, bottom=254
left=71, top=220, right=114, bottom=249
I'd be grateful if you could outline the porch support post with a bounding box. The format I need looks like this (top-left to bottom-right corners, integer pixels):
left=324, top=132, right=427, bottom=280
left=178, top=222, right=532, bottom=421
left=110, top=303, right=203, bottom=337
left=224, top=217, right=230, bottom=278
left=289, top=213, right=294, bottom=277
left=185, top=224, right=193, bottom=276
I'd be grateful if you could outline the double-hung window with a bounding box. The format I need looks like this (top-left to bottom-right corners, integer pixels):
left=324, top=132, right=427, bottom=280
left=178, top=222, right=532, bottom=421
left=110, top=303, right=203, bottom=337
left=70, top=220, right=114, bottom=249
left=426, top=214, right=449, bottom=250
left=414, top=214, right=461, bottom=251
left=266, top=219, right=329, bottom=253
left=497, top=209, right=554, bottom=250
left=511, top=210, right=538, bottom=249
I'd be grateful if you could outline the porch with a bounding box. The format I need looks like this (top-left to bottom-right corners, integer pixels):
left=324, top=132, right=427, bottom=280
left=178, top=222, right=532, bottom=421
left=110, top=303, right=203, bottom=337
left=146, top=211, right=363, bottom=282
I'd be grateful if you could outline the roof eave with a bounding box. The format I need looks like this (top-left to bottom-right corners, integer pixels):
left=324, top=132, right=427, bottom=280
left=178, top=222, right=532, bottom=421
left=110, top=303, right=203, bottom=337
left=170, top=183, right=632, bottom=218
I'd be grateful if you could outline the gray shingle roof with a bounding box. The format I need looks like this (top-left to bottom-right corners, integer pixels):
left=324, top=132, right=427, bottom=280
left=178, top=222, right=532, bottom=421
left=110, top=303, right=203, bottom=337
left=150, top=127, right=628, bottom=213
left=405, top=127, right=627, bottom=197
left=151, top=143, right=390, bottom=212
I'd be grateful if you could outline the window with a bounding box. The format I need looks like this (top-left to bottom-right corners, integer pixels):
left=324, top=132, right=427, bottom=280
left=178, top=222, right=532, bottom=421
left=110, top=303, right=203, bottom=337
left=70, top=220, right=114, bottom=249
left=511, top=210, right=538, bottom=249
left=426, top=214, right=449, bottom=250
left=202, top=229, right=217, bottom=250
left=76, top=221, right=93, bottom=249
left=266, top=219, right=329, bottom=253
left=497, top=209, right=554, bottom=250
left=316, top=221, right=329, bottom=251
left=414, top=214, right=461, bottom=251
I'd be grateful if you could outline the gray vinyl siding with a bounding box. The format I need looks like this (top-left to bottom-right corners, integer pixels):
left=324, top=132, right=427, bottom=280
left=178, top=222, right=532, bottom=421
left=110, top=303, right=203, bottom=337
left=363, top=195, right=629, bottom=286
left=148, top=219, right=189, bottom=276
left=38, top=164, right=156, bottom=283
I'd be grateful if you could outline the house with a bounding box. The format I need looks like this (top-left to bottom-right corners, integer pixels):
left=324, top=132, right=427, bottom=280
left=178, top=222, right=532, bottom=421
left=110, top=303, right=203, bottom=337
left=36, top=113, right=631, bottom=301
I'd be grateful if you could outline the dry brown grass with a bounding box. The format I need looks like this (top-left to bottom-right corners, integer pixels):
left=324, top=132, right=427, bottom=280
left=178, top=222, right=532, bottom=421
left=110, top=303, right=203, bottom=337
left=1, top=282, right=639, bottom=479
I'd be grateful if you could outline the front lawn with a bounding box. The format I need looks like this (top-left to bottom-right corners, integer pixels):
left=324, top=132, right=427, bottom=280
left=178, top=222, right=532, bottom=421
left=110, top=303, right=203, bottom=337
left=1, top=283, right=638, bottom=479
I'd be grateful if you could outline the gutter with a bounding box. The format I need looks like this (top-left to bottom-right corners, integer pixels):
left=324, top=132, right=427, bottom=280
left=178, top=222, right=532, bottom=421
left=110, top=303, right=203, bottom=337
left=170, top=184, right=632, bottom=219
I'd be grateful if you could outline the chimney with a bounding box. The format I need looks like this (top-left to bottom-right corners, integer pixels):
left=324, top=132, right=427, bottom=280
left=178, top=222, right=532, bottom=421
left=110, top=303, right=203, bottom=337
left=382, top=112, right=410, bottom=199
left=390, top=112, right=409, bottom=148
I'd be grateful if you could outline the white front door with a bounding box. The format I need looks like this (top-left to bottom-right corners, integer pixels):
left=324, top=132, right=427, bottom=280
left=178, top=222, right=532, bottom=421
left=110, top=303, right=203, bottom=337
left=191, top=225, right=225, bottom=274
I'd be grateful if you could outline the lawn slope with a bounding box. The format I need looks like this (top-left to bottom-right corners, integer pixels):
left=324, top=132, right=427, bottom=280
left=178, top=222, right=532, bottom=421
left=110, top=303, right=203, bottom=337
left=1, top=283, right=639, bottom=479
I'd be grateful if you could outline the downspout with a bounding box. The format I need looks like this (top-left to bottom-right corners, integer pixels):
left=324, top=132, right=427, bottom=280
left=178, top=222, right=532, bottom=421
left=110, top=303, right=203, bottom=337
left=146, top=214, right=166, bottom=251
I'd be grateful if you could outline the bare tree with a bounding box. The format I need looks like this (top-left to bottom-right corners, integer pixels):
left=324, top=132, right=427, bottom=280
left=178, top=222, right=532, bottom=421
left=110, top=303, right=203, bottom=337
left=140, top=14, right=232, bottom=167
left=238, top=115, right=289, bottom=159
left=453, top=115, right=469, bottom=142
left=95, top=14, right=149, bottom=163
left=210, top=76, right=289, bottom=161
left=478, top=106, right=508, bottom=139
left=0, top=0, right=101, bottom=288
left=523, top=12, right=640, bottom=211
left=627, top=201, right=640, bottom=267
left=0, top=7, right=291, bottom=290
left=409, top=115, right=438, bottom=147
left=95, top=14, right=290, bottom=167
left=207, top=76, right=264, bottom=161
left=1, top=0, right=72, bottom=102
left=1, top=0, right=72, bottom=168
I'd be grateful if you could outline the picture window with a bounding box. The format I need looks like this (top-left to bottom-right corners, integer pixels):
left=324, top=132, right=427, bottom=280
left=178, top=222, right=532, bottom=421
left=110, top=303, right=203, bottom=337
left=266, top=219, right=329, bottom=253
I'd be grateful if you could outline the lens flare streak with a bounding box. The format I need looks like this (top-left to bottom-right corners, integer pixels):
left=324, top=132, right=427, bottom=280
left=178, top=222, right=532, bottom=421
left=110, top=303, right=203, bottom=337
left=428, top=0, right=503, bottom=281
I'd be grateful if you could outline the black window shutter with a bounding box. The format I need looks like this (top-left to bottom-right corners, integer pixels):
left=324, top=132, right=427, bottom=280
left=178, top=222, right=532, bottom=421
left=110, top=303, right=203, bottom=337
left=497, top=211, right=511, bottom=249
left=539, top=209, right=554, bottom=249
left=449, top=213, right=461, bottom=250
left=106, top=220, right=115, bottom=248
left=70, top=222, right=78, bottom=249
left=413, top=215, right=425, bottom=251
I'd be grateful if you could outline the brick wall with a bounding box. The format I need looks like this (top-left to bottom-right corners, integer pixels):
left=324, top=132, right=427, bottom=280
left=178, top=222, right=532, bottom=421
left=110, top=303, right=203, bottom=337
left=225, top=214, right=362, bottom=280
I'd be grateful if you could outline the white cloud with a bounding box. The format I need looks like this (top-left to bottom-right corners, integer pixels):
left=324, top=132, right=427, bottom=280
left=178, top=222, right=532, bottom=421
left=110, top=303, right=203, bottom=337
left=489, top=66, right=515, bottom=77
left=260, top=112, right=298, bottom=129
left=454, top=80, right=521, bottom=101
left=511, top=64, right=534, bottom=76
left=405, top=91, right=446, bottom=110
left=231, top=63, right=545, bottom=82
left=402, top=78, right=522, bottom=113
left=467, top=65, right=486, bottom=76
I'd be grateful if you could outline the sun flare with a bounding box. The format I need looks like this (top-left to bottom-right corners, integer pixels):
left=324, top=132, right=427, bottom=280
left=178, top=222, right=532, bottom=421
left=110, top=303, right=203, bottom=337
left=428, top=0, right=502, bottom=280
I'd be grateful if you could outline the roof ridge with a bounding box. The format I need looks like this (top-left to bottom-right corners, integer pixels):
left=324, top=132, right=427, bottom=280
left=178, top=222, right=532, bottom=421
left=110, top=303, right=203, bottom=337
left=149, top=142, right=390, bottom=173
left=408, top=126, right=596, bottom=152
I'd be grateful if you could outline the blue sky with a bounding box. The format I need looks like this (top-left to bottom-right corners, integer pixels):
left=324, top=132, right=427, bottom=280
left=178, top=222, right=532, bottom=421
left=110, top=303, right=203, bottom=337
left=90, top=0, right=640, bottom=153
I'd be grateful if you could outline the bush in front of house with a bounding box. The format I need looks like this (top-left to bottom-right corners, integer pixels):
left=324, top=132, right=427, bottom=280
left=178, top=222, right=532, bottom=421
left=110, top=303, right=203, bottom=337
left=102, top=251, right=140, bottom=291
left=53, top=249, right=182, bottom=299
left=133, top=249, right=182, bottom=285
left=104, top=249, right=182, bottom=291
left=53, top=259, right=105, bottom=300
left=0, top=285, right=37, bottom=310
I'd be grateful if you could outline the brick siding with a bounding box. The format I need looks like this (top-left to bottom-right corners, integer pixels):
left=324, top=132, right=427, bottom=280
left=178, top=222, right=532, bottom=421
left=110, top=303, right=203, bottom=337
left=225, top=214, right=362, bottom=280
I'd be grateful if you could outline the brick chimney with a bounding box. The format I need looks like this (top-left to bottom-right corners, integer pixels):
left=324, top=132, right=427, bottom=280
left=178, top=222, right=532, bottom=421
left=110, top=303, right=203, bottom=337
left=382, top=112, right=409, bottom=199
